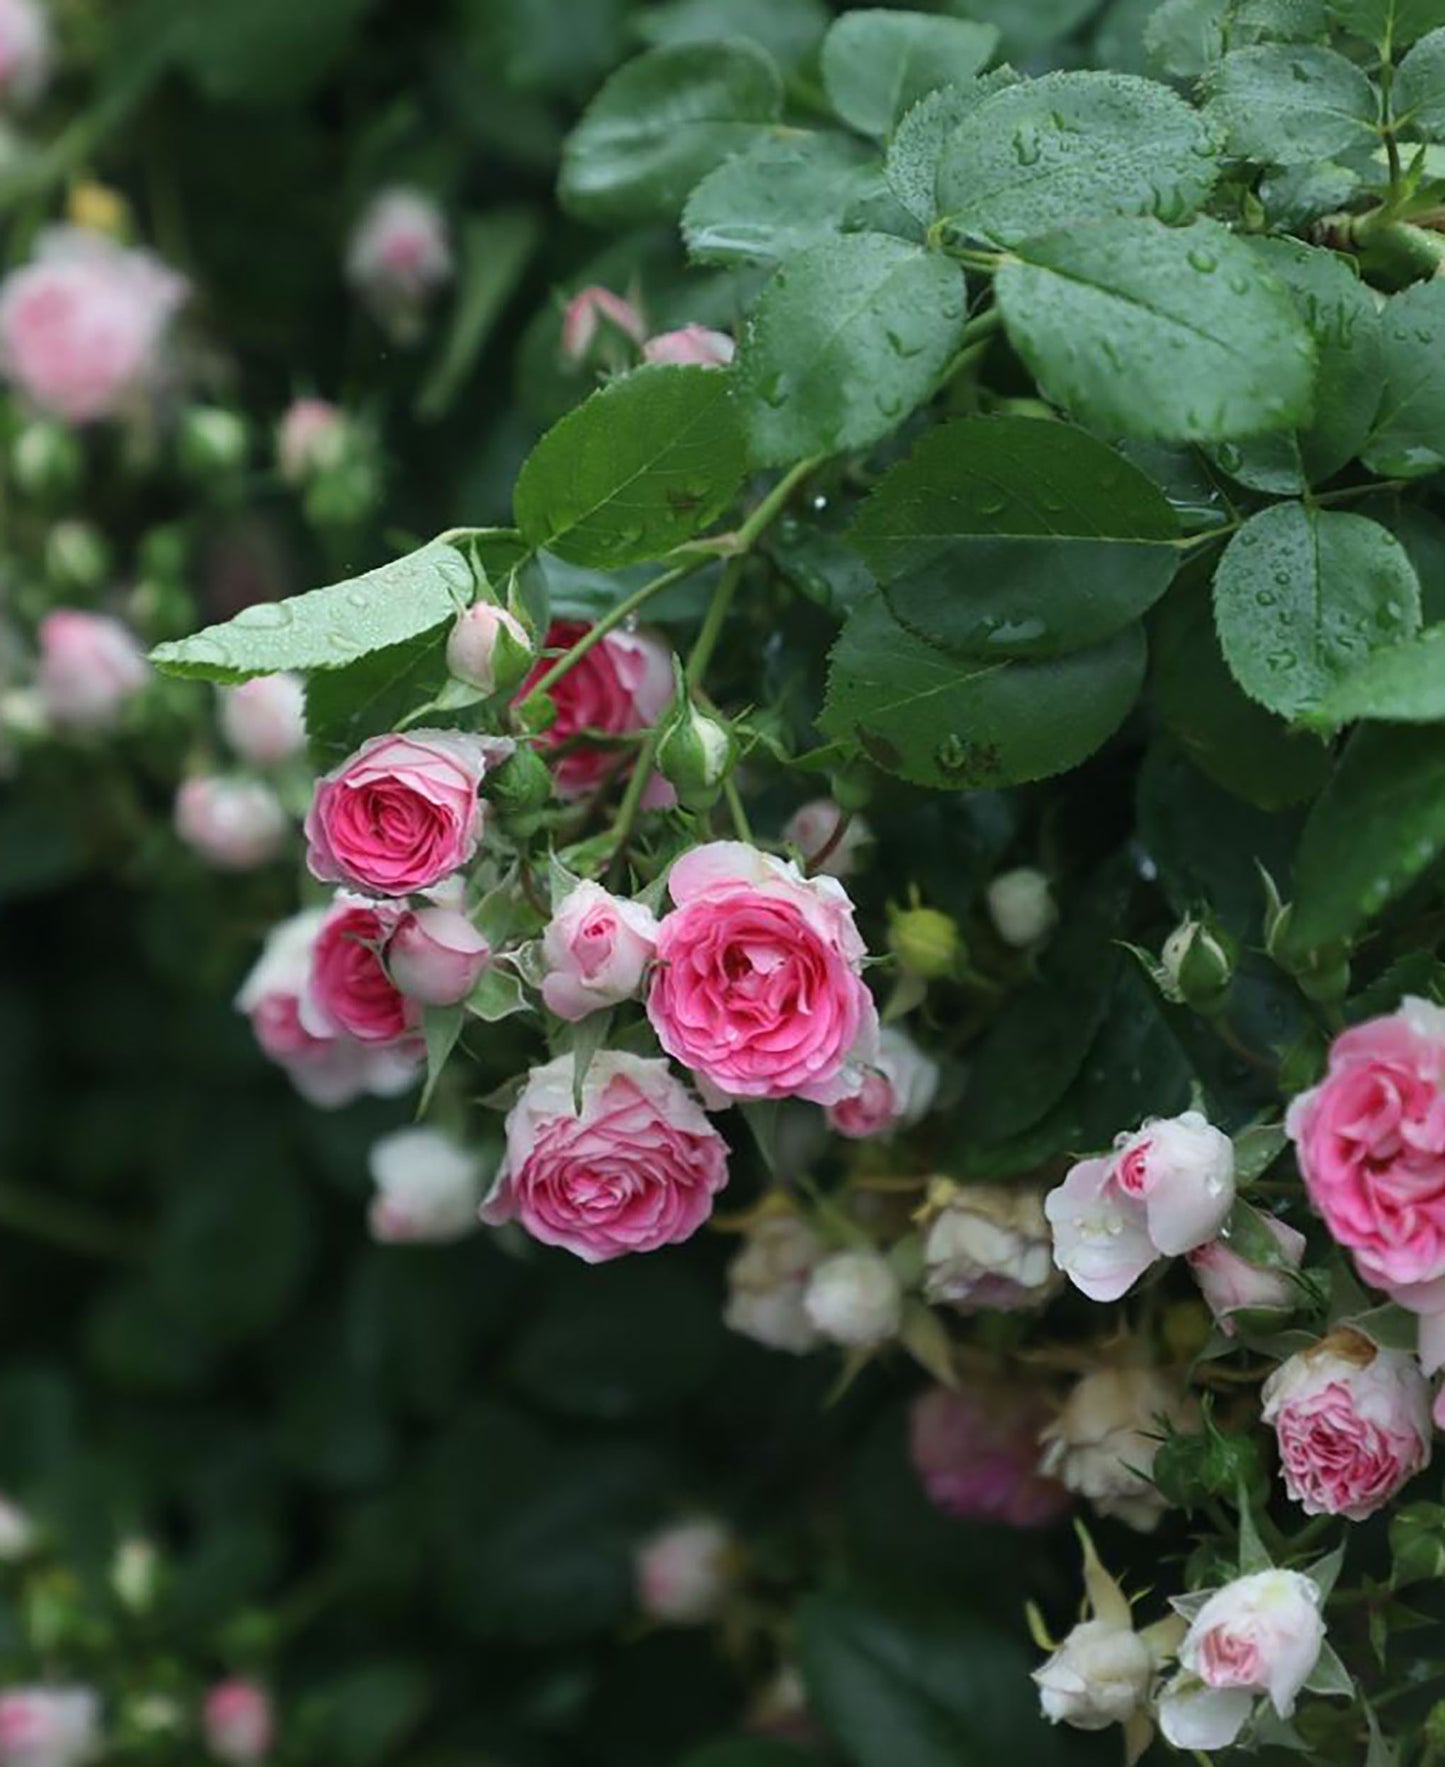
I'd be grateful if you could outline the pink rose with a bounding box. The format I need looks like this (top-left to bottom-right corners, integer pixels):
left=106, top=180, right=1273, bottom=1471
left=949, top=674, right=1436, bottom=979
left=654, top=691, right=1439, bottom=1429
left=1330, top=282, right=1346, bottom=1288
left=304, top=729, right=499, bottom=896
left=647, top=841, right=879, bottom=1106
left=1187, top=1215, right=1307, bottom=1335
left=35, top=609, right=150, bottom=733
left=0, top=0, right=50, bottom=107
left=540, top=880, right=658, bottom=1021
left=481, top=1050, right=729, bottom=1261
left=1112, top=1110, right=1235, bottom=1257
left=367, top=1127, right=484, bottom=1244
left=174, top=776, right=289, bottom=871
left=561, top=285, right=645, bottom=362
left=446, top=602, right=531, bottom=694
left=1287, top=997, right=1445, bottom=1299
left=781, top=798, right=872, bottom=879
left=1045, top=1156, right=1159, bottom=1303
left=642, top=325, right=735, bottom=367
left=275, top=398, right=347, bottom=484
left=909, top=1384, right=1070, bottom=1528
left=635, top=1518, right=734, bottom=1625
left=302, top=895, right=419, bottom=1045
left=517, top=620, right=673, bottom=800
left=346, top=187, right=451, bottom=314
left=0, top=227, right=187, bottom=423
left=827, top=1025, right=939, bottom=1139
left=202, top=1680, right=274, bottom=1765
left=218, top=673, right=306, bottom=766
left=1261, top=1327, right=1431, bottom=1520
left=385, top=905, right=489, bottom=1006
left=0, top=1688, right=100, bottom=1767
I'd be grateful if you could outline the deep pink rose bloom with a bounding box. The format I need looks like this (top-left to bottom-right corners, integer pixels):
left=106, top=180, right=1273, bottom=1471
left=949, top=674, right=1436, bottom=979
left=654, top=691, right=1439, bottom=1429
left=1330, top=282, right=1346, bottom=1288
left=302, top=896, right=418, bottom=1045
left=481, top=1051, right=729, bottom=1262
left=202, top=1680, right=274, bottom=1765
left=304, top=729, right=498, bottom=896
left=909, top=1384, right=1070, bottom=1528
left=647, top=842, right=879, bottom=1106
left=36, top=609, right=150, bottom=733
left=517, top=620, right=673, bottom=800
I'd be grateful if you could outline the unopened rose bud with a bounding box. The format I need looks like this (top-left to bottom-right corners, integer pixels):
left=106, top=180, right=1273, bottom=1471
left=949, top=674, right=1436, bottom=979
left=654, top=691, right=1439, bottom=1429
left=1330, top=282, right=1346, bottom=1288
left=0, top=1496, right=35, bottom=1563
left=887, top=903, right=961, bottom=981
left=723, top=1209, right=825, bottom=1354
left=0, top=1688, right=100, bottom=1767
left=802, top=1249, right=902, bottom=1348
left=634, top=1518, right=735, bottom=1625
left=110, top=1538, right=159, bottom=1613
left=445, top=602, right=532, bottom=696
left=656, top=695, right=737, bottom=812
left=1160, top=917, right=1236, bottom=1013
left=782, top=798, right=872, bottom=879
left=540, top=880, right=656, bottom=1021
left=986, top=867, right=1057, bottom=948
left=482, top=744, right=553, bottom=829
left=36, top=609, right=149, bottom=733
left=202, top=1679, right=274, bottom=1765
left=45, top=519, right=110, bottom=593
left=642, top=325, right=735, bottom=367
left=561, top=285, right=645, bottom=364
left=174, top=776, right=289, bottom=872
left=827, top=1026, right=939, bottom=1140
left=1035, top=1618, right=1155, bottom=1731
left=1187, top=1214, right=1306, bottom=1334
left=179, top=406, right=249, bottom=480
left=10, top=420, right=81, bottom=500
left=385, top=906, right=490, bottom=1006
left=367, top=1126, right=484, bottom=1244
left=218, top=674, right=307, bottom=767
left=275, top=398, right=348, bottom=485
left=346, top=186, right=452, bottom=340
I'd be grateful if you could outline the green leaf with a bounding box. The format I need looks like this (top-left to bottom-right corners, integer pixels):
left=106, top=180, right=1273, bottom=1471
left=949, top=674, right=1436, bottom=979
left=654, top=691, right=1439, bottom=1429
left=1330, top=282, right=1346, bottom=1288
left=1212, top=503, right=1420, bottom=723
left=1363, top=280, right=1445, bottom=478
left=171, top=0, right=373, bottom=104
left=1332, top=0, right=1445, bottom=46
left=416, top=208, right=541, bottom=420
left=820, top=9, right=999, bottom=139
left=559, top=41, right=783, bottom=223
left=950, top=0, right=1100, bottom=57
left=736, top=233, right=966, bottom=466
left=1283, top=722, right=1445, bottom=953
left=678, top=1745, right=811, bottom=1767
left=937, top=71, right=1220, bottom=247
left=466, top=964, right=531, bottom=1022
left=819, top=593, right=1146, bottom=788
left=884, top=75, right=1019, bottom=226
left=850, top=416, right=1179, bottom=658
left=305, top=1661, right=431, bottom=1766
left=1147, top=0, right=1330, bottom=80
left=682, top=132, right=879, bottom=266
left=150, top=537, right=477, bottom=683
left=421, top=1006, right=465, bottom=1113
left=1397, top=27, right=1445, bottom=134
left=1313, top=622, right=1445, bottom=725
left=513, top=365, right=746, bottom=566
left=634, top=0, right=830, bottom=70
left=303, top=623, right=450, bottom=766
left=1204, top=45, right=1378, bottom=164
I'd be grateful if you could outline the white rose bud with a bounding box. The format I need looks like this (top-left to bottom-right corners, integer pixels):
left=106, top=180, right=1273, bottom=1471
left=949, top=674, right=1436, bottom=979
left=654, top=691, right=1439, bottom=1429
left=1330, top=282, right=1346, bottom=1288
left=803, top=1249, right=903, bottom=1349
left=986, top=867, right=1057, bottom=948
left=1035, top=1618, right=1155, bottom=1730
left=445, top=602, right=532, bottom=696
left=923, top=1182, right=1058, bottom=1313
left=1039, top=1364, right=1195, bottom=1533
left=367, top=1127, right=485, bottom=1244
left=0, top=1496, right=35, bottom=1562
left=723, top=1211, right=825, bottom=1355
left=635, top=1518, right=735, bottom=1625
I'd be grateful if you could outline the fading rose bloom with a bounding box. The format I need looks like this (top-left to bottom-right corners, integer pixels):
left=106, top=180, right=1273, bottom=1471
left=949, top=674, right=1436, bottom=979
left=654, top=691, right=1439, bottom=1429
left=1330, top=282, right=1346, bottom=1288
left=1159, top=1570, right=1325, bottom=1753
left=0, top=1687, right=100, bottom=1767
left=648, top=842, right=879, bottom=1106
left=723, top=1209, right=825, bottom=1354
left=910, top=1383, right=1070, bottom=1527
left=385, top=906, right=489, bottom=1007
left=986, top=866, right=1057, bottom=948
left=1261, top=1328, right=1431, bottom=1521
left=482, top=1051, right=729, bottom=1262
left=367, top=1126, right=484, bottom=1244
left=1039, top=1364, right=1195, bottom=1533
left=202, top=1680, right=274, bottom=1766
left=802, top=1249, right=901, bottom=1348
left=174, top=776, right=289, bottom=871
left=275, top=399, right=347, bottom=485
left=782, top=798, right=873, bottom=880
left=1045, top=1156, right=1159, bottom=1303
left=1036, top=1619, right=1156, bottom=1734
left=1113, top=1110, right=1235, bottom=1258
left=1187, top=1214, right=1307, bottom=1335
left=642, top=325, right=735, bottom=367
left=827, top=1025, right=938, bottom=1139
left=0, top=0, right=50, bottom=108
left=218, top=673, right=306, bottom=766
left=923, top=1183, right=1059, bottom=1313
left=302, top=895, right=418, bottom=1046
left=541, top=880, right=658, bottom=1021
left=561, top=285, right=645, bottom=363
left=0, top=1496, right=35, bottom=1562
left=36, top=609, right=149, bottom=733
left=346, top=187, right=451, bottom=328
left=305, top=729, right=501, bottom=896
left=517, top=621, right=672, bottom=800
left=0, top=227, right=187, bottom=423
left=635, top=1518, right=734, bottom=1625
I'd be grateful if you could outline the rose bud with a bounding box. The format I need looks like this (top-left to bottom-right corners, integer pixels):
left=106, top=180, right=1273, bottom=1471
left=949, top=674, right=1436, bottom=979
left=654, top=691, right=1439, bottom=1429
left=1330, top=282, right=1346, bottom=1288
left=218, top=673, right=307, bottom=767
left=1160, top=916, right=1237, bottom=1013
left=1158, top=1570, right=1325, bottom=1753
left=179, top=405, right=249, bottom=480
left=345, top=186, right=451, bottom=338
left=0, top=0, right=50, bottom=107
left=367, top=1126, right=484, bottom=1244
left=634, top=1518, right=735, bottom=1626
left=275, top=398, right=349, bottom=484
left=35, top=609, right=150, bottom=733
left=826, top=1026, right=939, bottom=1140
left=985, top=866, right=1057, bottom=948
left=45, top=519, right=110, bottom=592
left=910, top=1383, right=1069, bottom=1527
left=0, top=1688, right=101, bottom=1767
left=923, top=1181, right=1058, bottom=1313
left=655, top=695, right=737, bottom=812
left=174, top=776, right=289, bottom=872
left=561, top=285, right=645, bottom=364
left=202, top=1679, right=275, bottom=1765
left=1261, top=1327, right=1431, bottom=1521
left=515, top=621, right=672, bottom=799
left=110, top=1538, right=158, bottom=1613
left=1036, top=1618, right=1156, bottom=1734
left=540, top=880, right=658, bottom=1021
left=446, top=602, right=532, bottom=696
left=1187, top=1214, right=1306, bottom=1334
left=802, top=1249, right=902, bottom=1349
left=1045, top=1156, right=1160, bottom=1303
left=385, top=906, right=489, bottom=1007
left=782, top=798, right=873, bottom=879
left=1039, top=1363, right=1196, bottom=1532
left=482, top=744, right=553, bottom=836
left=723, top=1208, right=825, bottom=1355
left=641, top=324, right=735, bottom=367
left=887, top=902, right=961, bottom=981
left=10, top=420, right=81, bottom=501
left=0, top=1496, right=35, bottom=1562
left=1112, top=1109, right=1236, bottom=1257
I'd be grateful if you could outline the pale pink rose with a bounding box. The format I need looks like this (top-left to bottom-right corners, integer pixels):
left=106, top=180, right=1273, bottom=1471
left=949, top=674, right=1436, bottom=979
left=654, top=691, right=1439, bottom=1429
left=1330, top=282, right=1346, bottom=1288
left=202, top=1680, right=273, bottom=1766
left=0, top=0, right=50, bottom=107
left=446, top=602, right=531, bottom=694
left=516, top=620, right=672, bottom=800
left=910, top=1384, right=1070, bottom=1528
left=561, top=285, right=645, bottom=362
left=723, top=1210, right=824, bottom=1353
left=174, top=776, right=289, bottom=871
left=1260, top=1328, right=1431, bottom=1520
left=304, top=729, right=499, bottom=896
left=0, top=1687, right=100, bottom=1767
left=635, top=1519, right=734, bottom=1625
left=346, top=187, right=451, bottom=310
left=540, top=880, right=658, bottom=1021
left=0, top=227, right=187, bottom=423
left=647, top=841, right=879, bottom=1106
left=827, top=1025, right=939, bottom=1139
left=1112, top=1110, right=1235, bottom=1257
left=1287, top=997, right=1445, bottom=1299
left=642, top=325, right=735, bottom=367
left=1159, top=1570, right=1325, bottom=1752
left=301, top=894, right=419, bottom=1046
left=35, top=609, right=149, bottom=732
left=1045, top=1156, right=1159, bottom=1303
left=218, top=673, right=306, bottom=766
left=385, top=905, right=489, bottom=1006
left=367, top=1127, right=483, bottom=1244
left=275, top=399, right=347, bottom=485
left=782, top=798, right=872, bottom=880
left=481, top=1051, right=729, bottom=1262
left=1187, top=1215, right=1307, bottom=1335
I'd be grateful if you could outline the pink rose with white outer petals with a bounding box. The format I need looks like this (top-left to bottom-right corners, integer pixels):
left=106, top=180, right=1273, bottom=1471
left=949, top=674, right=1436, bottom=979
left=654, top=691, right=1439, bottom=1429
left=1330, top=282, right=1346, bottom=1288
left=561, top=286, right=645, bottom=362
left=1045, top=1156, right=1159, bottom=1303
left=481, top=1051, right=729, bottom=1262
left=910, top=1383, right=1070, bottom=1528
left=302, top=895, right=418, bottom=1046
left=647, top=841, right=879, bottom=1106
left=0, top=0, right=50, bottom=107
left=0, top=1687, right=100, bottom=1767
left=1112, top=1110, right=1235, bottom=1257
left=36, top=610, right=149, bottom=733
left=782, top=798, right=872, bottom=879
left=516, top=621, right=672, bottom=800
left=202, top=1680, right=274, bottom=1765
left=827, top=1025, right=938, bottom=1139
left=1187, top=1214, right=1307, bottom=1335
left=174, top=776, right=289, bottom=871
left=305, top=729, right=502, bottom=896
left=642, top=325, right=735, bottom=367
left=385, top=906, right=489, bottom=1007
left=541, top=880, right=658, bottom=1021
left=218, top=673, right=306, bottom=766
left=1158, top=1570, right=1325, bottom=1753
left=1260, top=1327, right=1431, bottom=1520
